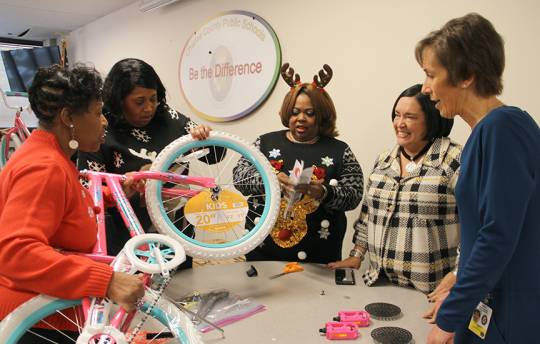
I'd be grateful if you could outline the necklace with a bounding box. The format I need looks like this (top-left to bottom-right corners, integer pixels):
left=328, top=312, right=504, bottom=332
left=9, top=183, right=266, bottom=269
left=286, top=131, right=320, bottom=144
left=401, top=141, right=433, bottom=173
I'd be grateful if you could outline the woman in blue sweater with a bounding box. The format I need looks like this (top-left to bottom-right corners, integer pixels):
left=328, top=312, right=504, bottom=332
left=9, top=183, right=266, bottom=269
left=417, top=13, right=540, bottom=344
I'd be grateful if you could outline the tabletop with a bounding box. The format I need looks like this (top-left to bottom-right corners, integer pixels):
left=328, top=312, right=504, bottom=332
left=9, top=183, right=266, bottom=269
left=166, top=261, right=433, bottom=343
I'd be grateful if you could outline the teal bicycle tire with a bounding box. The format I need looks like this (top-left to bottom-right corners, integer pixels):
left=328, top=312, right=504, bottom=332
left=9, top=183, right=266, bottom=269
left=0, top=294, right=202, bottom=343
left=0, top=135, right=8, bottom=168
left=146, top=131, right=280, bottom=259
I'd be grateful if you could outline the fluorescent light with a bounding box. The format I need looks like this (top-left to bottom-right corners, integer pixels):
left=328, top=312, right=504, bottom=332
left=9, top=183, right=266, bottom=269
left=139, top=0, right=179, bottom=12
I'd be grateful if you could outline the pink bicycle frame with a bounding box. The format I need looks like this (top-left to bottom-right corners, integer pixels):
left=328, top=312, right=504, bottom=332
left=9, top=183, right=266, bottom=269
left=3, top=110, right=30, bottom=158
left=75, top=169, right=215, bottom=331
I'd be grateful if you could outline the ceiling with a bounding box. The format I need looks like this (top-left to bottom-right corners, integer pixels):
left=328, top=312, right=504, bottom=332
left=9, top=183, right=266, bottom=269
left=0, top=0, right=139, bottom=42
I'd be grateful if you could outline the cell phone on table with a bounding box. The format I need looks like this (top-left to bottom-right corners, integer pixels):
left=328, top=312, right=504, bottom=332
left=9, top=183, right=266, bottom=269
left=335, top=268, right=356, bottom=285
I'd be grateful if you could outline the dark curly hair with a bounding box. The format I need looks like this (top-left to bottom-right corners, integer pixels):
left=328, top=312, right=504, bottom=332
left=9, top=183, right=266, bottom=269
left=391, top=84, right=453, bottom=140
left=102, top=58, right=167, bottom=128
left=28, top=64, right=103, bottom=126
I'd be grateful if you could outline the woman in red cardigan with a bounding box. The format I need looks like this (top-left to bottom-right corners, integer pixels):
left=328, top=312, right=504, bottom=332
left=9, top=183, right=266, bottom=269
left=0, top=64, right=144, bottom=342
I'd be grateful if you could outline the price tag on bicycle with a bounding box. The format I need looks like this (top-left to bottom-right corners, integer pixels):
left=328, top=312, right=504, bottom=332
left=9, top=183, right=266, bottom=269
left=269, top=262, right=304, bottom=279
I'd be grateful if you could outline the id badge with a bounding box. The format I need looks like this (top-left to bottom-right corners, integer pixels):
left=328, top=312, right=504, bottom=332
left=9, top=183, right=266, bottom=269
left=468, top=301, right=493, bottom=339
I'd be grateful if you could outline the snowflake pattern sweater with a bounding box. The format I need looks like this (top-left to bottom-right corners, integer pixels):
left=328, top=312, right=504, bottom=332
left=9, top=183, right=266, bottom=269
left=234, top=130, right=364, bottom=263
left=77, top=105, right=197, bottom=256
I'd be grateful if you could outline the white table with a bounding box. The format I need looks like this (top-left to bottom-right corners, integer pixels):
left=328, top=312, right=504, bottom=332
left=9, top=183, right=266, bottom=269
left=166, top=262, right=432, bottom=343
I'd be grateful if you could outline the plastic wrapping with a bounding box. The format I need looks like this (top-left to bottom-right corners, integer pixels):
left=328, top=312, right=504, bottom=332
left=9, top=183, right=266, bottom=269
left=128, top=288, right=204, bottom=343
left=177, top=289, right=266, bottom=333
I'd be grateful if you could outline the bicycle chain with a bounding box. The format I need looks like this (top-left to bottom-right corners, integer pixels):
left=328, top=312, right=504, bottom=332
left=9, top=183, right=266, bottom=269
left=126, top=274, right=172, bottom=343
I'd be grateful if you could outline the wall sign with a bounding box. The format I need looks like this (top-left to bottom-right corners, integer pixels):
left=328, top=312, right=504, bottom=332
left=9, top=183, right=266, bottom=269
left=179, top=10, right=281, bottom=122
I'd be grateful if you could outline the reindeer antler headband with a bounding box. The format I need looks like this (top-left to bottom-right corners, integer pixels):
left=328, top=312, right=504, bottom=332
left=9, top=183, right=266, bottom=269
left=280, top=63, right=333, bottom=93
left=312, top=64, right=333, bottom=89
left=280, top=63, right=300, bottom=89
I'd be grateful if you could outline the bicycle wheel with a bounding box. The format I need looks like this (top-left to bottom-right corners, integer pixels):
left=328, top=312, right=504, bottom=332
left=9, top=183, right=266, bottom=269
left=0, top=133, right=22, bottom=168
left=0, top=294, right=203, bottom=344
left=146, top=131, right=280, bottom=259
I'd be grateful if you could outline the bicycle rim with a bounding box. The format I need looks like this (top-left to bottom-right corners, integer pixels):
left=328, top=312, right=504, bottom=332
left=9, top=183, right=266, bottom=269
left=0, top=135, right=8, bottom=168
left=146, top=131, right=280, bottom=259
left=0, top=295, right=201, bottom=344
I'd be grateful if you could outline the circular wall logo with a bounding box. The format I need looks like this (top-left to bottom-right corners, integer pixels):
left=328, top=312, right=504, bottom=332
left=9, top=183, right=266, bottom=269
left=179, top=11, right=281, bottom=122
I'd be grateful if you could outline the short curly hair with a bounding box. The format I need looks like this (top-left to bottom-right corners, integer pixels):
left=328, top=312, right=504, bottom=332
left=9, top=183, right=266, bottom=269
left=279, top=83, right=338, bottom=137
left=28, top=64, right=103, bottom=125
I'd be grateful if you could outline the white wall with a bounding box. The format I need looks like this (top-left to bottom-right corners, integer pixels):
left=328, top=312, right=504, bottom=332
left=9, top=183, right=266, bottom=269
left=69, top=0, right=540, bottom=255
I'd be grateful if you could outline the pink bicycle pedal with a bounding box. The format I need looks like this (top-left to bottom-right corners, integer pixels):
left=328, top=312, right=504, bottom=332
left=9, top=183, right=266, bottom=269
left=319, top=321, right=359, bottom=340
left=333, top=310, right=370, bottom=327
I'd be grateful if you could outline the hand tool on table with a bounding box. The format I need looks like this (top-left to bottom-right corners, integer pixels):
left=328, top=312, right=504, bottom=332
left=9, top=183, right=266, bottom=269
left=268, top=262, right=304, bottom=279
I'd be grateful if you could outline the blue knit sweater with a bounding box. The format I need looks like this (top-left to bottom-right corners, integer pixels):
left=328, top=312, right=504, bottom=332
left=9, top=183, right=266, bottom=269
left=436, top=106, right=540, bottom=343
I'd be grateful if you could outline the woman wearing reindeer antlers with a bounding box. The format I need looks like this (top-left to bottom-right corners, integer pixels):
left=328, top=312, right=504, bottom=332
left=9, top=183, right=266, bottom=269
left=233, top=63, right=363, bottom=264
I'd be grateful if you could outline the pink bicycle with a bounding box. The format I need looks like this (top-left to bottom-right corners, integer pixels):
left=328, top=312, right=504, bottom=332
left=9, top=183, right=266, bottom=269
left=0, top=131, right=280, bottom=343
left=0, top=91, right=31, bottom=169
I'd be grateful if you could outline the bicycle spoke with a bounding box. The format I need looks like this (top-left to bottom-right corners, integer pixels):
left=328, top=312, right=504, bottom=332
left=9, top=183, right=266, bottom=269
left=248, top=208, right=264, bottom=219
left=213, top=143, right=219, bottom=166
left=171, top=214, right=186, bottom=227
left=163, top=198, right=186, bottom=216
left=180, top=221, right=194, bottom=238
left=219, top=181, right=265, bottom=187
left=135, top=249, right=152, bottom=258
left=145, top=132, right=279, bottom=259
left=246, top=196, right=268, bottom=207
left=27, top=330, right=61, bottom=344
left=54, top=308, right=83, bottom=332
left=201, top=150, right=216, bottom=180
left=161, top=248, right=174, bottom=255
left=74, top=309, right=82, bottom=334
left=40, top=319, right=77, bottom=343
left=147, top=328, right=169, bottom=343
left=211, top=145, right=223, bottom=181
left=214, top=151, right=238, bottom=183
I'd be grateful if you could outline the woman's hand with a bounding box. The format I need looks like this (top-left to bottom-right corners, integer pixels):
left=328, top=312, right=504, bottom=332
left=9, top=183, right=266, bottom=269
left=423, top=272, right=455, bottom=323
left=278, top=171, right=326, bottom=200
left=106, top=272, right=145, bottom=312
left=190, top=124, right=212, bottom=140
left=428, top=272, right=456, bottom=302
left=295, top=179, right=325, bottom=200
left=327, top=256, right=362, bottom=269
left=427, top=324, right=455, bottom=344
left=423, top=291, right=449, bottom=323
left=277, top=172, right=295, bottom=194
left=122, top=173, right=139, bottom=199
left=122, top=164, right=151, bottom=198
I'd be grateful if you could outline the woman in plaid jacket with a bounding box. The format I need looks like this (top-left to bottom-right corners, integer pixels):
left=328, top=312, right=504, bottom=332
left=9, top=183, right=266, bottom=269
left=329, top=84, right=461, bottom=294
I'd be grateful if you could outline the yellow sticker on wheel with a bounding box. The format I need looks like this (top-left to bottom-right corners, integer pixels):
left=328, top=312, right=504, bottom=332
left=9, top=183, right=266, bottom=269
left=184, top=190, right=249, bottom=233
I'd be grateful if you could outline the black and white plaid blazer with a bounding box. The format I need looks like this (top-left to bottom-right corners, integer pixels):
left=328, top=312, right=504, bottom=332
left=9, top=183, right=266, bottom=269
left=353, top=137, right=461, bottom=293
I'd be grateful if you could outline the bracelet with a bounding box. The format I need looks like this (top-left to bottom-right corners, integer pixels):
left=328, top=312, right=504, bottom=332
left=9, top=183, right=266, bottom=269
left=349, top=248, right=364, bottom=258
left=320, top=184, right=328, bottom=200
